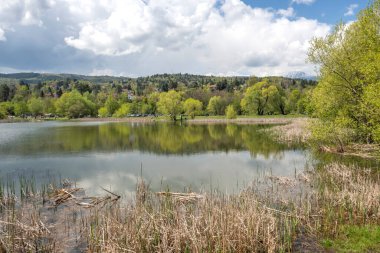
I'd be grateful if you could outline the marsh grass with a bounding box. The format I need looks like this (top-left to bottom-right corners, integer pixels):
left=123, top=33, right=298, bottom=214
left=0, top=162, right=379, bottom=252
left=86, top=180, right=300, bottom=252
left=266, top=118, right=311, bottom=145
left=315, top=163, right=380, bottom=236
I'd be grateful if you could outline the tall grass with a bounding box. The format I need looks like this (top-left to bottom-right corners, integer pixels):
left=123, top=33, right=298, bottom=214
left=267, top=118, right=311, bottom=145
left=0, top=162, right=379, bottom=252
left=315, top=163, right=380, bottom=237
left=86, top=180, right=299, bottom=252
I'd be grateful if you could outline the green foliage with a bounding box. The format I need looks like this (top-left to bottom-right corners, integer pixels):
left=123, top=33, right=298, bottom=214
left=42, top=98, right=56, bottom=114
left=146, top=92, right=160, bottom=115
left=0, top=68, right=315, bottom=119
left=27, top=97, right=44, bottom=117
left=322, top=225, right=380, bottom=253
left=0, top=84, right=10, bottom=102
left=113, top=103, right=131, bottom=118
left=241, top=79, right=280, bottom=115
left=0, top=102, right=14, bottom=116
left=308, top=0, right=380, bottom=143
left=55, top=90, right=96, bottom=118
left=157, top=90, right=183, bottom=120
left=0, top=104, right=6, bottom=119
left=310, top=119, right=355, bottom=152
left=104, top=95, right=120, bottom=116
left=296, top=89, right=314, bottom=115
left=14, top=101, right=29, bottom=116
left=12, top=85, right=30, bottom=102
left=183, top=98, right=203, bottom=119
left=207, top=96, right=224, bottom=115
left=225, top=105, right=237, bottom=119
left=286, top=89, right=301, bottom=113
left=98, top=107, right=108, bottom=118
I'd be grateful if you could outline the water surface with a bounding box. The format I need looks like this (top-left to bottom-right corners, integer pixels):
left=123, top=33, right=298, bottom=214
left=0, top=121, right=309, bottom=195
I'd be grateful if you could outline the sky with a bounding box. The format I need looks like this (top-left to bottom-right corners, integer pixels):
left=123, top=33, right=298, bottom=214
left=0, top=0, right=367, bottom=77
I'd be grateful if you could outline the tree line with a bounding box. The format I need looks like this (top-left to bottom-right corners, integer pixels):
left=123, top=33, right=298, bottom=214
left=0, top=75, right=315, bottom=120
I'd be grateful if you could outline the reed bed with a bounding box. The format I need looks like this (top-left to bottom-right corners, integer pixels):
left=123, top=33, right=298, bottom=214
left=0, top=162, right=378, bottom=252
left=315, top=163, right=380, bottom=237
left=86, top=181, right=298, bottom=252
left=266, top=118, right=311, bottom=144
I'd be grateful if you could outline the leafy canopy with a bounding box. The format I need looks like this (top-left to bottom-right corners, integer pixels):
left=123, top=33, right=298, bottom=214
left=55, top=90, right=96, bottom=118
left=308, top=0, right=380, bottom=143
left=184, top=98, right=203, bottom=119
left=157, top=90, right=183, bottom=120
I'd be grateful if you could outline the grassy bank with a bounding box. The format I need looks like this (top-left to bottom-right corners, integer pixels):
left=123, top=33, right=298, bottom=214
left=0, top=162, right=378, bottom=252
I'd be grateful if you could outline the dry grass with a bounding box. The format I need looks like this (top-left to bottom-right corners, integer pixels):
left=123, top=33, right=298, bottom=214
left=267, top=118, right=311, bottom=144
left=86, top=180, right=298, bottom=253
left=0, top=162, right=379, bottom=252
left=315, top=163, right=380, bottom=237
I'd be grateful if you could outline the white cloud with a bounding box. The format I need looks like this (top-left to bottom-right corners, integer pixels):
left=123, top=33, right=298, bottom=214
left=277, top=7, right=295, bottom=18
left=344, top=4, right=358, bottom=16
left=291, top=0, right=315, bottom=5
left=0, top=28, right=5, bottom=41
left=64, top=0, right=329, bottom=75
left=65, top=0, right=216, bottom=56
left=89, top=68, right=117, bottom=76
left=0, top=0, right=55, bottom=38
left=0, top=0, right=331, bottom=76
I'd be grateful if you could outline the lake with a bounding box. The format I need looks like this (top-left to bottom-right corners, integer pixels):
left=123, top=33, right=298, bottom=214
left=0, top=121, right=312, bottom=195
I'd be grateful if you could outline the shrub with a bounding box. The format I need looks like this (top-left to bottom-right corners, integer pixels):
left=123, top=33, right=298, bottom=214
left=225, top=105, right=237, bottom=119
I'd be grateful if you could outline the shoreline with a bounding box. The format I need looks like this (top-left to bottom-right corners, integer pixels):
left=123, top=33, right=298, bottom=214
left=0, top=116, right=302, bottom=125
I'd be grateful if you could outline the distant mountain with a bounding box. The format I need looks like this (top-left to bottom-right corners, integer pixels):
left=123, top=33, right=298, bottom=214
left=285, top=71, right=317, bottom=81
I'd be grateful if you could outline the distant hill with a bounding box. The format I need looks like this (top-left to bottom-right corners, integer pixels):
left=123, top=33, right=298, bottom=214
left=0, top=72, right=316, bottom=84
left=0, top=72, right=130, bottom=84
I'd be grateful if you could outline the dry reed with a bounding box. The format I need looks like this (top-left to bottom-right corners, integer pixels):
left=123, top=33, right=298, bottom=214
left=267, top=118, right=311, bottom=144
left=0, top=162, right=379, bottom=252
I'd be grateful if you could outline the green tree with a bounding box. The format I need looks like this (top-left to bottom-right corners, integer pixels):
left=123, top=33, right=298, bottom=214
left=14, top=101, right=29, bottom=117
left=146, top=92, right=160, bottom=115
left=98, top=107, right=108, bottom=118
left=157, top=90, right=183, bottom=120
left=308, top=0, right=380, bottom=143
left=12, top=85, right=30, bottom=102
left=225, top=105, right=237, bottom=119
left=28, top=97, right=44, bottom=117
left=207, top=96, right=224, bottom=115
left=0, top=102, right=14, bottom=116
left=272, top=85, right=286, bottom=115
left=0, top=84, right=10, bottom=102
left=43, top=98, right=56, bottom=114
left=286, top=89, right=301, bottom=113
left=183, top=98, right=203, bottom=119
left=0, top=104, right=7, bottom=119
left=104, top=95, right=120, bottom=115
left=241, top=79, right=278, bottom=115
left=55, top=90, right=96, bottom=118
left=114, top=103, right=131, bottom=118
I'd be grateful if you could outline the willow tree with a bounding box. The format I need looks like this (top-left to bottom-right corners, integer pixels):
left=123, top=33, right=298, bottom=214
left=240, top=79, right=280, bottom=115
left=183, top=98, right=203, bottom=119
left=55, top=90, right=96, bottom=118
left=157, top=90, right=183, bottom=120
left=308, top=0, right=380, bottom=143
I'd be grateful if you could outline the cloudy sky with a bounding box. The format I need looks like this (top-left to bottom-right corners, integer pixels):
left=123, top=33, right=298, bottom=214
left=0, top=0, right=364, bottom=77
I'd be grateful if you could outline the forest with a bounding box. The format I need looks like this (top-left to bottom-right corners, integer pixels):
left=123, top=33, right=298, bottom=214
left=0, top=74, right=316, bottom=120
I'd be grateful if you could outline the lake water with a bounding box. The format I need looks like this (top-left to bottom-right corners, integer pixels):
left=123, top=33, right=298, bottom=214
left=0, top=121, right=311, bottom=195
